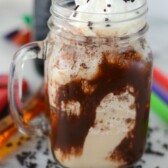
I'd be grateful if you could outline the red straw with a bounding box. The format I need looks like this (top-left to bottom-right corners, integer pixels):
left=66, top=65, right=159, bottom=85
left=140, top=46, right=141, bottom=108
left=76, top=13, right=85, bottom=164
left=0, top=75, right=29, bottom=113
left=153, top=66, right=168, bottom=91
left=12, top=30, right=31, bottom=46
left=0, top=89, right=8, bottom=112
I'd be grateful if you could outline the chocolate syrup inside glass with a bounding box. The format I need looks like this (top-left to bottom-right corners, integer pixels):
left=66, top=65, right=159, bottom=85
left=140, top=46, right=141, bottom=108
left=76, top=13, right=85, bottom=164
left=48, top=47, right=152, bottom=166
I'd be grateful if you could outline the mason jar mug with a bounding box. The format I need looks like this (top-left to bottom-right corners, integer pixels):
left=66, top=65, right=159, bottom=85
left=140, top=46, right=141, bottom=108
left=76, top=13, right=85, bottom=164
left=9, top=0, right=153, bottom=167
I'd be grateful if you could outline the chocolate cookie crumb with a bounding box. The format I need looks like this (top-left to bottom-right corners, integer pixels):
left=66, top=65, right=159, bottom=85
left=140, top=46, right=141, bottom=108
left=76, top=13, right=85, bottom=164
left=36, top=140, right=42, bottom=150
left=163, top=143, right=168, bottom=150
left=46, top=159, right=57, bottom=168
left=16, top=151, right=37, bottom=167
left=6, top=142, right=13, bottom=147
left=17, top=141, right=22, bottom=146
left=127, top=165, right=142, bottom=168
left=145, top=147, right=164, bottom=156
left=140, top=159, right=146, bottom=164
left=26, top=137, right=32, bottom=141
left=136, top=165, right=142, bottom=168
left=19, top=136, right=25, bottom=140
left=43, top=148, right=49, bottom=155
left=16, top=154, right=26, bottom=166
left=25, top=162, right=37, bottom=168
left=29, top=152, right=37, bottom=159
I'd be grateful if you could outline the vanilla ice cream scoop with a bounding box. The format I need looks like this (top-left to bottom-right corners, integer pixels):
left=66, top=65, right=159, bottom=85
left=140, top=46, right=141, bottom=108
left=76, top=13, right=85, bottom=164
left=70, top=0, right=147, bottom=37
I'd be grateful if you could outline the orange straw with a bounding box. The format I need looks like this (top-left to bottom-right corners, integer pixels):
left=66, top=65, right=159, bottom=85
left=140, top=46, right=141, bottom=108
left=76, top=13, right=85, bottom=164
left=0, top=92, right=45, bottom=147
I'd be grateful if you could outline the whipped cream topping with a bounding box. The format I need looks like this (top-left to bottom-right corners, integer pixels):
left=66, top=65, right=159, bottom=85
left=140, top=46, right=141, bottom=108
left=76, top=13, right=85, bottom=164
left=69, top=0, right=147, bottom=37
left=75, top=0, right=144, bottom=14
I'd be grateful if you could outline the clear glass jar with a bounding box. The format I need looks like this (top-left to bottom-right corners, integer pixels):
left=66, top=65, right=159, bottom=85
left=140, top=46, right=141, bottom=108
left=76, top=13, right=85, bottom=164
left=44, top=0, right=153, bottom=167
left=9, top=0, right=153, bottom=168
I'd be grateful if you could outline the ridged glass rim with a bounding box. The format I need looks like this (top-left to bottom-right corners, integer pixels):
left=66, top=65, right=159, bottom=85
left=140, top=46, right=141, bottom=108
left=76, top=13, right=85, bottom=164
left=51, top=0, right=148, bottom=23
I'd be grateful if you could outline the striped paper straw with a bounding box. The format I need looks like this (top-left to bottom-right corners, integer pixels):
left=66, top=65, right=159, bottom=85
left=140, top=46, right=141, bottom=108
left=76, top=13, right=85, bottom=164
left=152, top=82, right=168, bottom=104
left=153, top=66, right=168, bottom=91
left=151, top=92, right=168, bottom=123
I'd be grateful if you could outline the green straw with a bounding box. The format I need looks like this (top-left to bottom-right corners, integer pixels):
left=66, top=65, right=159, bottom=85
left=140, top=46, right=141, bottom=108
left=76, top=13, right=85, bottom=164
left=23, top=15, right=33, bottom=28
left=151, top=92, right=168, bottom=123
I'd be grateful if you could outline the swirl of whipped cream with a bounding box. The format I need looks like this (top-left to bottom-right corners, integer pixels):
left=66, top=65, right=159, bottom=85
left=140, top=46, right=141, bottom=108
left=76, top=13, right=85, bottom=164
left=75, top=0, right=145, bottom=14
left=69, top=0, right=147, bottom=37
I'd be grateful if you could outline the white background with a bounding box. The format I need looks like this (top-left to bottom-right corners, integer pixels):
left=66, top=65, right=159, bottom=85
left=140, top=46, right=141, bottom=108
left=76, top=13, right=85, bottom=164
left=148, top=0, right=168, bottom=20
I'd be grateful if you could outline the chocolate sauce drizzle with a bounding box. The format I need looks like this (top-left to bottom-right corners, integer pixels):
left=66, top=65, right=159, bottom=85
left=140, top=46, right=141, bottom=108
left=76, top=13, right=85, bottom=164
left=50, top=49, right=152, bottom=165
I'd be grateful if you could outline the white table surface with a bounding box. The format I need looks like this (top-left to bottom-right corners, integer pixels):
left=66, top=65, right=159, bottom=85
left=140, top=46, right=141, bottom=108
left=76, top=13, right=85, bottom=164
left=0, top=0, right=168, bottom=168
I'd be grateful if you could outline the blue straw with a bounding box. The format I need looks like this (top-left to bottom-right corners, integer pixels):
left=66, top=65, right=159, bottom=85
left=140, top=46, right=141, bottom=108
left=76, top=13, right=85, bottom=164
left=152, top=82, right=168, bottom=104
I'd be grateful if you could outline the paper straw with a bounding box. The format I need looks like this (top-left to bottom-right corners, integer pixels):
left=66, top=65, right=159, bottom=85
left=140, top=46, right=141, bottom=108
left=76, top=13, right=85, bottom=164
left=151, top=92, right=168, bottom=123
left=153, top=67, right=168, bottom=91
left=152, top=82, right=168, bottom=104
left=23, top=15, right=33, bottom=28
left=4, top=29, right=19, bottom=40
left=0, top=89, right=8, bottom=112
left=0, top=75, right=8, bottom=88
left=12, top=31, right=31, bottom=46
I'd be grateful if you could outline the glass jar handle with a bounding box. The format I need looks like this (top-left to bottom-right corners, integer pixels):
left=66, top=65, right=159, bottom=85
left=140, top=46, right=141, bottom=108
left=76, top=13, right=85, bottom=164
left=9, top=41, right=47, bottom=136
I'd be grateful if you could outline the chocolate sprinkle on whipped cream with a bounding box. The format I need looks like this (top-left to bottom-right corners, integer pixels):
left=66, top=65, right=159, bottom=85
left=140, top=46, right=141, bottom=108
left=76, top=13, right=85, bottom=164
left=70, top=0, right=146, bottom=37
